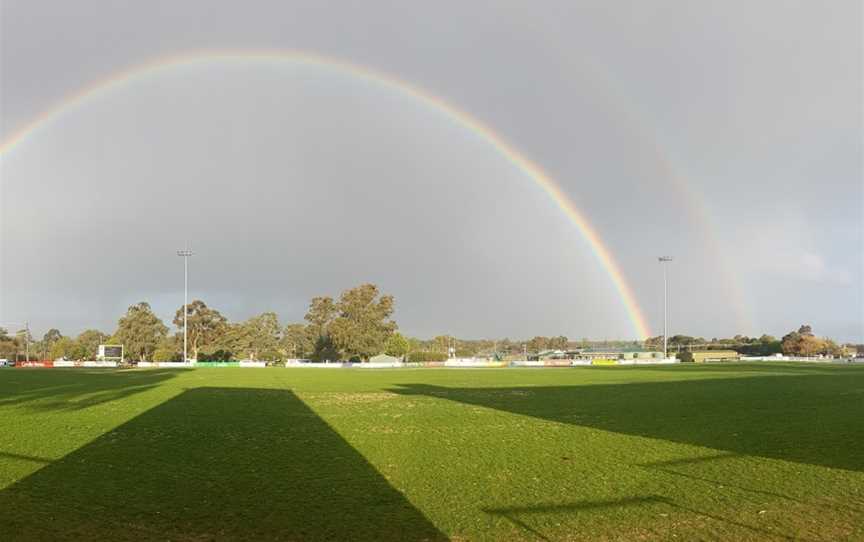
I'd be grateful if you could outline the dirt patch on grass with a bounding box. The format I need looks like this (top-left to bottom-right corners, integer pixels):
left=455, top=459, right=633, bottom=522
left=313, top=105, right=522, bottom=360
left=305, top=392, right=399, bottom=407
left=425, top=389, right=535, bottom=400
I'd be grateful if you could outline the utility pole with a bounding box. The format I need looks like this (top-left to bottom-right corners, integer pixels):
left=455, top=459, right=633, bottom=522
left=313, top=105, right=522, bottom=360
left=177, top=247, right=194, bottom=363
left=658, top=256, right=673, bottom=359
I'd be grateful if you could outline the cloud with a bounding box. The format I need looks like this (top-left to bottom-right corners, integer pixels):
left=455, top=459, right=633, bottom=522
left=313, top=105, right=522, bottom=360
left=734, top=214, right=853, bottom=286
left=1, top=1, right=861, bottom=340
left=798, top=252, right=853, bottom=285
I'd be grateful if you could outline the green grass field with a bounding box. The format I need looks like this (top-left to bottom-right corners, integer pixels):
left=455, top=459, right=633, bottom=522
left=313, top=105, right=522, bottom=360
left=1, top=364, right=862, bottom=541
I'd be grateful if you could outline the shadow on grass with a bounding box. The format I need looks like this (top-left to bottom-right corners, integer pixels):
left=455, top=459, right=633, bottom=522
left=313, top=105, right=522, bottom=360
left=639, top=455, right=863, bottom=514
left=0, top=451, right=53, bottom=465
left=0, top=369, right=179, bottom=412
left=391, top=369, right=864, bottom=473
left=483, top=497, right=663, bottom=541
left=0, top=387, right=444, bottom=541
left=484, top=495, right=812, bottom=541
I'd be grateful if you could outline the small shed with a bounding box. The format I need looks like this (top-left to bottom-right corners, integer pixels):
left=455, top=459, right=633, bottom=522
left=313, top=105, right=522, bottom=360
left=679, top=350, right=740, bottom=363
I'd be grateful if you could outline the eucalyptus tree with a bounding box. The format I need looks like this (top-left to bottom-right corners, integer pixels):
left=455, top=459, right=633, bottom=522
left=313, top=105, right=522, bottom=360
left=114, top=302, right=168, bottom=362
left=173, top=300, right=228, bottom=360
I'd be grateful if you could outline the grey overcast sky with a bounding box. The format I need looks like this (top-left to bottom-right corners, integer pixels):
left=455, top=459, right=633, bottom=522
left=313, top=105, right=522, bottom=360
left=1, top=1, right=861, bottom=342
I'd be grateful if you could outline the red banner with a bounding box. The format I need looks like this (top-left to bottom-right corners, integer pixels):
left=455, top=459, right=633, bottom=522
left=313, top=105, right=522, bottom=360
left=15, top=361, right=54, bottom=368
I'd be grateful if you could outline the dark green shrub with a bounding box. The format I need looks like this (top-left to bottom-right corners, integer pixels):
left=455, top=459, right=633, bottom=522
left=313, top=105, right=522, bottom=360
left=406, top=351, right=448, bottom=362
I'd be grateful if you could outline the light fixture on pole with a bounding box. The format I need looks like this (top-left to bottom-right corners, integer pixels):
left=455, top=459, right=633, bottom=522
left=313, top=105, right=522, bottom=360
left=177, top=248, right=194, bottom=363
left=658, top=256, right=673, bottom=359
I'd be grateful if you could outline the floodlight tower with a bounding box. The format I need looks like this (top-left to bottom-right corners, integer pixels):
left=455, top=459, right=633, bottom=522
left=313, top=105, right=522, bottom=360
left=658, top=256, right=673, bottom=359
left=177, top=248, right=194, bottom=363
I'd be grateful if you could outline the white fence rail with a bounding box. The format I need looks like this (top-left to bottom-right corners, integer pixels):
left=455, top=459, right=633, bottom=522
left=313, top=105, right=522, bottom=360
left=52, top=360, right=118, bottom=368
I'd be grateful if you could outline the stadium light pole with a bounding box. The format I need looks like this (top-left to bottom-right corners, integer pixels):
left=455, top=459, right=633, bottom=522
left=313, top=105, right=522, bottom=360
left=177, top=248, right=193, bottom=363
left=658, top=256, right=673, bottom=359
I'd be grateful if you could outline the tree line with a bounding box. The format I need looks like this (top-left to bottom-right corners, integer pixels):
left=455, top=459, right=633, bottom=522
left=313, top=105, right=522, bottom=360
left=0, top=283, right=403, bottom=363
left=643, top=324, right=854, bottom=357
left=2, top=295, right=857, bottom=363
left=0, top=328, right=109, bottom=362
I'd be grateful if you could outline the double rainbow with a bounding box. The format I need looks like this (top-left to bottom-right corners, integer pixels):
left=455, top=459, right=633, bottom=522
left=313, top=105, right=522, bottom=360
left=0, top=50, right=652, bottom=339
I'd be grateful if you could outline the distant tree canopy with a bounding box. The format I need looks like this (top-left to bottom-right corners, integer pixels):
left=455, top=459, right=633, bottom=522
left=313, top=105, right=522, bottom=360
left=23, top=283, right=400, bottom=363
left=303, top=283, right=397, bottom=361
left=643, top=334, right=782, bottom=356
left=76, top=329, right=109, bottom=359
left=11, top=328, right=108, bottom=362
left=38, top=328, right=63, bottom=360
left=153, top=336, right=181, bottom=363
left=22, top=294, right=853, bottom=364
left=642, top=326, right=842, bottom=358
left=329, top=284, right=397, bottom=361
left=221, top=312, right=282, bottom=361
left=173, top=300, right=228, bottom=360
left=781, top=325, right=842, bottom=357
left=406, top=350, right=448, bottom=363
left=527, top=336, right=569, bottom=353
left=42, top=328, right=62, bottom=345
left=49, top=337, right=77, bottom=360
left=305, top=297, right=337, bottom=339
left=304, top=296, right=339, bottom=362
left=384, top=333, right=410, bottom=358
left=113, top=302, right=168, bottom=362
left=282, top=323, right=314, bottom=359
left=0, top=328, right=16, bottom=360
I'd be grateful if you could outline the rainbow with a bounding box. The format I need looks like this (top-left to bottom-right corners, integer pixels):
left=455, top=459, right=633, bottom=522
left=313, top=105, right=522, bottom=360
left=515, top=30, right=754, bottom=334
left=0, top=50, right=652, bottom=339
left=566, top=55, right=755, bottom=333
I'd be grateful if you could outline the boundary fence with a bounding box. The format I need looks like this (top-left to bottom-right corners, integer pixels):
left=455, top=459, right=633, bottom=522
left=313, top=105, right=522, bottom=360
left=283, top=358, right=679, bottom=369
left=9, top=357, right=856, bottom=369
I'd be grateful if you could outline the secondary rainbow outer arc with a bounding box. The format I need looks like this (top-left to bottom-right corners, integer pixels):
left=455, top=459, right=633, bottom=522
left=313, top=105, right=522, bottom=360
left=0, top=49, right=652, bottom=340
left=517, top=30, right=754, bottom=334
left=569, top=54, right=755, bottom=333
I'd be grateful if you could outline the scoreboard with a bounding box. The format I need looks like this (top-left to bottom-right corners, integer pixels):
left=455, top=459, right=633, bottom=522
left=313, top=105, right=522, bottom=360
left=98, top=345, right=124, bottom=360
